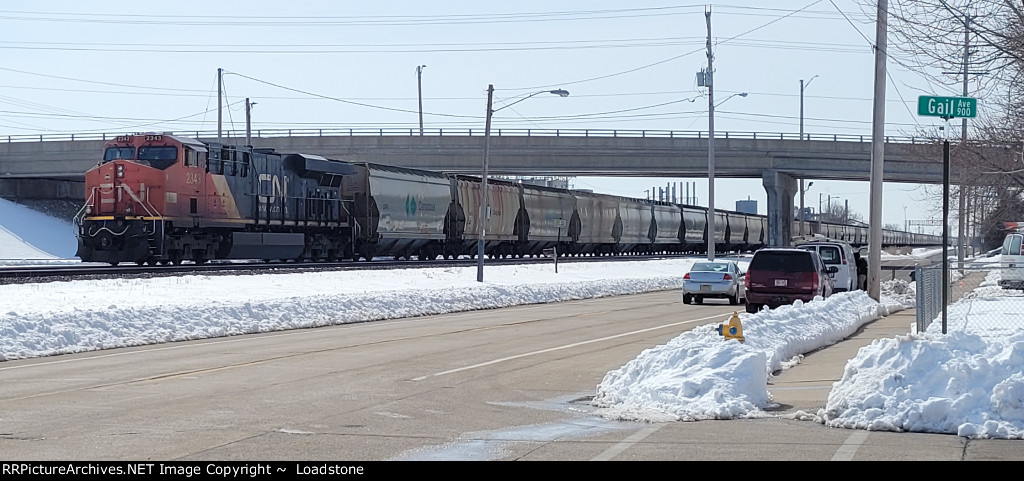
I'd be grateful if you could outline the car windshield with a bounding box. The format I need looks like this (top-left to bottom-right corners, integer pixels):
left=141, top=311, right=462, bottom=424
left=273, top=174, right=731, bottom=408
left=691, top=262, right=729, bottom=272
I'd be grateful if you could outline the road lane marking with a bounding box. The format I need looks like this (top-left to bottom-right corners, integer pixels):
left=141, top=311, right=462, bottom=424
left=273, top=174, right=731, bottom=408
left=591, top=424, right=665, bottom=461
left=832, top=430, right=869, bottom=461
left=411, top=312, right=727, bottom=381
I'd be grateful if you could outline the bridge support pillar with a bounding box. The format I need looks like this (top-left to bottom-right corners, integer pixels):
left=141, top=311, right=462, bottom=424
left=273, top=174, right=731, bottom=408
left=762, top=170, right=797, bottom=247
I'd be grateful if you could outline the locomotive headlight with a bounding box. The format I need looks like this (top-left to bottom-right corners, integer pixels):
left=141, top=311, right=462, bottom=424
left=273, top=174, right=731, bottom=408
left=85, top=206, right=93, bottom=214
left=116, top=164, right=125, bottom=178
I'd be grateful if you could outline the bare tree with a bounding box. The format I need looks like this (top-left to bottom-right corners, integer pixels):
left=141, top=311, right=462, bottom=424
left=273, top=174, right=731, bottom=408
left=883, top=1, right=1020, bottom=93
left=873, top=0, right=1024, bottom=249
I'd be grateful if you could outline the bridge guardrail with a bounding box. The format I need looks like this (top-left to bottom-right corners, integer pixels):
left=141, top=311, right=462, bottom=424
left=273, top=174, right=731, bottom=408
left=2, top=128, right=941, bottom=145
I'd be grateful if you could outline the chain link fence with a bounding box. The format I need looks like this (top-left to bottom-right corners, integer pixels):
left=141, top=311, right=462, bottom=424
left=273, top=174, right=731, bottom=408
left=915, top=263, right=1024, bottom=334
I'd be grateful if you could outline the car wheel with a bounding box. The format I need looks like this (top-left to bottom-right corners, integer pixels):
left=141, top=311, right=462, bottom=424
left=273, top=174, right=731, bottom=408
left=745, top=303, right=760, bottom=314
left=695, top=296, right=704, bottom=305
left=729, top=291, right=739, bottom=305
left=683, top=293, right=692, bottom=304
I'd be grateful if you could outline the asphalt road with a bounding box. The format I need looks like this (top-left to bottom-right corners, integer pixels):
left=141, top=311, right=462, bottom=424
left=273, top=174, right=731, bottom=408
left=1, top=284, right=1021, bottom=461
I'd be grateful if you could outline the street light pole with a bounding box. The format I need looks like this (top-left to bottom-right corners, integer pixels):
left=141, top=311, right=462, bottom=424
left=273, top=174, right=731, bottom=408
left=477, top=85, right=494, bottom=282
left=800, top=181, right=813, bottom=233
left=417, top=65, right=427, bottom=136
left=799, top=75, right=818, bottom=236
left=477, top=86, right=569, bottom=283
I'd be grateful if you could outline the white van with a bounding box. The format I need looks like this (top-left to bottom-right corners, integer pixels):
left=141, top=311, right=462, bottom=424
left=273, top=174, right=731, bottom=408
left=999, top=232, right=1024, bottom=290
left=793, top=235, right=858, bottom=292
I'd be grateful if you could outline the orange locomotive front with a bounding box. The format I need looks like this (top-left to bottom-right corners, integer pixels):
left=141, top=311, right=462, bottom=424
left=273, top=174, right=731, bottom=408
left=76, top=133, right=358, bottom=265
left=75, top=134, right=214, bottom=264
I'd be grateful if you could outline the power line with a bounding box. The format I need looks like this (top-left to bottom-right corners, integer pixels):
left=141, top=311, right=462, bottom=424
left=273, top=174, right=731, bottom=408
left=0, top=66, right=205, bottom=93
left=510, top=0, right=827, bottom=93
left=225, top=70, right=478, bottom=119
left=0, top=6, right=707, bottom=27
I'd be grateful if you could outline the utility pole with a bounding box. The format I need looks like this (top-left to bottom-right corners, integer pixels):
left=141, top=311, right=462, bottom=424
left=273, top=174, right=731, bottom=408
left=217, top=68, right=223, bottom=143
left=417, top=65, right=427, bottom=136
left=867, top=0, right=888, bottom=301
left=958, top=12, right=970, bottom=269
left=705, top=6, right=716, bottom=262
left=245, top=98, right=255, bottom=147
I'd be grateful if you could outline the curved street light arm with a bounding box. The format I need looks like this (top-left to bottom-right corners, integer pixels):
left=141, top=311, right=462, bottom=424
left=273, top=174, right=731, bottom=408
left=493, top=89, right=570, bottom=114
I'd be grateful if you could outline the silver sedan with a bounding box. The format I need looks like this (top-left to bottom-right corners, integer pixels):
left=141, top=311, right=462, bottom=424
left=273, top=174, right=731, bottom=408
left=681, top=260, right=746, bottom=305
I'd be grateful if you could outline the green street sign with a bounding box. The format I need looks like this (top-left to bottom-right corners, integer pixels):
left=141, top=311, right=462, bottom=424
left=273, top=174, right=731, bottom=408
left=918, top=96, right=977, bottom=119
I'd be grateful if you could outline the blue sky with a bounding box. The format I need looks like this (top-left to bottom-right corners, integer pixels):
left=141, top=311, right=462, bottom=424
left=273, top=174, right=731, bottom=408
left=0, top=1, right=976, bottom=233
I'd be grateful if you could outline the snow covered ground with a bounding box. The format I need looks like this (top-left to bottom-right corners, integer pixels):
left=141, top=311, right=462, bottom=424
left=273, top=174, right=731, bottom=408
left=1, top=196, right=1022, bottom=439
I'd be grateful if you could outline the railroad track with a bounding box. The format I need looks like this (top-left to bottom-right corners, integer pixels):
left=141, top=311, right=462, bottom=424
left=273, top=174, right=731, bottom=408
left=0, top=252, right=715, bottom=284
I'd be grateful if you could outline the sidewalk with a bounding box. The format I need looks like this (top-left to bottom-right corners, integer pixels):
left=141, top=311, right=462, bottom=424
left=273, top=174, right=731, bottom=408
left=765, top=307, right=917, bottom=414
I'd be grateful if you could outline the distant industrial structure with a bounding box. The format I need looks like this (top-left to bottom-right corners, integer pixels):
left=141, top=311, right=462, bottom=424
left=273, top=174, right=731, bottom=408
left=735, top=198, right=757, bottom=215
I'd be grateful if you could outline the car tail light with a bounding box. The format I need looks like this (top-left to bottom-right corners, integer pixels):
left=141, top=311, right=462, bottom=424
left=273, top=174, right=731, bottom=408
left=744, top=274, right=751, bottom=289
left=723, top=273, right=732, bottom=280
left=812, top=272, right=820, bottom=292
left=683, top=273, right=690, bottom=279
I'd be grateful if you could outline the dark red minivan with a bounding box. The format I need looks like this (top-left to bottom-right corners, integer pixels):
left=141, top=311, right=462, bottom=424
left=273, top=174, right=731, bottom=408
left=744, top=248, right=836, bottom=313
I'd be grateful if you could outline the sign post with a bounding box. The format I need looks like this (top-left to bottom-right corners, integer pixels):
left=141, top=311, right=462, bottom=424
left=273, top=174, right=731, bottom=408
left=917, top=95, right=977, bottom=335
left=553, top=218, right=567, bottom=273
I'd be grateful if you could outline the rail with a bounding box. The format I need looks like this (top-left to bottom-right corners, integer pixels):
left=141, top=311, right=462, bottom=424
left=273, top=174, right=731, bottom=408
left=1, top=127, right=943, bottom=145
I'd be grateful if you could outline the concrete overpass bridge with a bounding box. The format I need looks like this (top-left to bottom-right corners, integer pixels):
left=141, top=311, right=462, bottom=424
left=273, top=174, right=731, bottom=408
left=0, top=127, right=993, bottom=246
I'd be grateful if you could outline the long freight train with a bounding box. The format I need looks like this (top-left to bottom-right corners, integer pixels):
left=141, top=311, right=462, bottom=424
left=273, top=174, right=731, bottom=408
left=74, top=134, right=943, bottom=265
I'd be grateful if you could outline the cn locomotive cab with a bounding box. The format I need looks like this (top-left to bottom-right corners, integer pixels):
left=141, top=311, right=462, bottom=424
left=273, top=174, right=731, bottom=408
left=75, top=134, right=207, bottom=265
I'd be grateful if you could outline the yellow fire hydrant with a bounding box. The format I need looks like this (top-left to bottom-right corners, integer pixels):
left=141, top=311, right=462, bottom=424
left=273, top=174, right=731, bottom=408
left=717, top=311, right=745, bottom=343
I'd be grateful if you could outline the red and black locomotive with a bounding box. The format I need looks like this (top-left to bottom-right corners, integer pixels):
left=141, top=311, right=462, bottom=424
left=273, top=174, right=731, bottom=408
left=75, top=134, right=354, bottom=265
